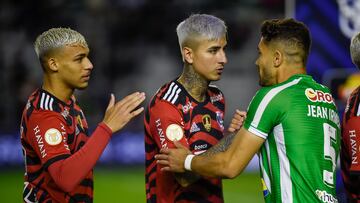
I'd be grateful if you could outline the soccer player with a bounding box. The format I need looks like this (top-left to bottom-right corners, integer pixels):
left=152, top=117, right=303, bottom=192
left=144, top=14, right=245, bottom=202
left=156, top=18, right=341, bottom=202
left=341, top=31, right=360, bottom=202
left=20, top=28, right=145, bottom=202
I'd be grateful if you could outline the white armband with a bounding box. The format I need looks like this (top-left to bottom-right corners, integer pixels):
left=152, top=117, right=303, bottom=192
left=184, top=154, right=195, bottom=171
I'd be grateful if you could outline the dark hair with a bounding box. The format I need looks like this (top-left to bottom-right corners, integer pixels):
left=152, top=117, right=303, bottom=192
left=261, top=18, right=311, bottom=64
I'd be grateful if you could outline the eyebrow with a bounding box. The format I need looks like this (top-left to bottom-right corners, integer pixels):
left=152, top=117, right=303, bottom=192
left=74, top=53, right=87, bottom=58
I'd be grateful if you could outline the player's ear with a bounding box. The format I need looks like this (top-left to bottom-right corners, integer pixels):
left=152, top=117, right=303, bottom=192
left=273, top=50, right=283, bottom=68
left=47, top=57, right=59, bottom=72
left=183, top=47, right=193, bottom=64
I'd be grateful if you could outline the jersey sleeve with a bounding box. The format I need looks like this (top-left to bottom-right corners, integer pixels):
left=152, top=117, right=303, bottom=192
left=148, top=99, right=189, bottom=149
left=343, top=116, right=360, bottom=173
left=27, top=111, right=70, bottom=168
left=243, top=88, right=285, bottom=139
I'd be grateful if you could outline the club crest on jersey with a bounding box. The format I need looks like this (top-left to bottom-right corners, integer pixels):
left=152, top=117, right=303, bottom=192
left=202, top=114, right=212, bottom=132
left=182, top=101, right=193, bottom=114
left=44, top=128, right=63, bottom=146
left=305, top=88, right=334, bottom=103
left=210, top=93, right=223, bottom=103
left=166, top=124, right=184, bottom=141
left=216, top=111, right=224, bottom=130
left=190, top=122, right=200, bottom=133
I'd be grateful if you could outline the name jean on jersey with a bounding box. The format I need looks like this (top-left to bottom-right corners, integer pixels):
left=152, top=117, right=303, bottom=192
left=306, top=105, right=340, bottom=127
left=349, top=130, right=358, bottom=164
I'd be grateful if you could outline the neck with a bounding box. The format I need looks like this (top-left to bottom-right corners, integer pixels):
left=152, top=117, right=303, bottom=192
left=277, top=63, right=306, bottom=83
left=177, top=64, right=209, bottom=102
left=42, top=74, right=74, bottom=102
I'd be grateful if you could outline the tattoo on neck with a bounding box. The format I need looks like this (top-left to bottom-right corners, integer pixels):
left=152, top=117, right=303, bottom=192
left=202, top=133, right=236, bottom=157
left=180, top=65, right=208, bottom=100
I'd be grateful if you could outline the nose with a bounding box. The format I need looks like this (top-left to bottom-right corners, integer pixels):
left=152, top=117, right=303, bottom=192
left=85, top=57, right=94, bottom=70
left=219, top=49, right=227, bottom=65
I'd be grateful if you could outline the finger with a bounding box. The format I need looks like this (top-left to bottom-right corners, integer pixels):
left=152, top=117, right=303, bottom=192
left=236, top=109, right=247, bottom=117
left=125, top=94, right=146, bottom=113
left=160, top=166, right=171, bottom=172
left=106, top=93, right=115, bottom=111
left=228, top=126, right=235, bottom=133
left=160, top=148, right=170, bottom=154
left=118, top=92, right=145, bottom=111
left=155, top=154, right=169, bottom=161
left=156, top=160, right=170, bottom=165
left=130, top=107, right=144, bottom=118
left=116, top=92, right=142, bottom=108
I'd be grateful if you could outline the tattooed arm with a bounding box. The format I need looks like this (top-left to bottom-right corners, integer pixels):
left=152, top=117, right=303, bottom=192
left=157, top=128, right=265, bottom=179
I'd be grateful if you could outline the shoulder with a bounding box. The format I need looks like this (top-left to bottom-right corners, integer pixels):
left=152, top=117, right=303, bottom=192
left=208, top=84, right=225, bottom=103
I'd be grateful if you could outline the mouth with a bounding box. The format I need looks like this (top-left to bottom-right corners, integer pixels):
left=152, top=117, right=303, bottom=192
left=82, top=73, right=91, bottom=81
left=216, top=67, right=224, bottom=74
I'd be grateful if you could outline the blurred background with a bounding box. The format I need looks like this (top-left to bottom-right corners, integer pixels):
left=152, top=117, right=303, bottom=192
left=0, top=0, right=359, bottom=202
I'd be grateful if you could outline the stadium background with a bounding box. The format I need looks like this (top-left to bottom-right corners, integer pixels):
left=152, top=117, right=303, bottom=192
left=0, top=0, right=359, bottom=202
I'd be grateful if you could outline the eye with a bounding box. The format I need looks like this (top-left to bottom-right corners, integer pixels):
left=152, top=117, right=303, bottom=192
left=208, top=49, right=217, bottom=54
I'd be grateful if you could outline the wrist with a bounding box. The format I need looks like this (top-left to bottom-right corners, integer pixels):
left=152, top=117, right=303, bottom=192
left=184, top=154, right=195, bottom=171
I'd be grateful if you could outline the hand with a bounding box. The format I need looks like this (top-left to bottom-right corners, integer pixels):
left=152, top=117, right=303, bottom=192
left=227, top=109, right=246, bottom=133
left=102, top=92, right=145, bottom=133
left=155, top=141, right=191, bottom=173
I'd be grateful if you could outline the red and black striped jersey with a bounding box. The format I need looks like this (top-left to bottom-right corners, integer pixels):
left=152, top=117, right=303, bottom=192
left=341, top=86, right=360, bottom=202
left=20, top=89, right=92, bottom=203
left=144, top=79, right=225, bottom=203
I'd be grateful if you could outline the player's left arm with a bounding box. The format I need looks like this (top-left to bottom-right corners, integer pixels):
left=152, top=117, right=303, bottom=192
left=157, top=127, right=264, bottom=178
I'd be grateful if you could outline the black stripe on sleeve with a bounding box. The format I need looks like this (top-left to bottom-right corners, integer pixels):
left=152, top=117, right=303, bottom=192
left=43, top=154, right=71, bottom=170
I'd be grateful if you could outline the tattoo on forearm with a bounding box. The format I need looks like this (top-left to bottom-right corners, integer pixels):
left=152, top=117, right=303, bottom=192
left=202, top=133, right=236, bottom=157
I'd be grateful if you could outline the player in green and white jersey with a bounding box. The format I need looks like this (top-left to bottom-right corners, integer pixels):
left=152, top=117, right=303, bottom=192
left=155, top=18, right=340, bottom=203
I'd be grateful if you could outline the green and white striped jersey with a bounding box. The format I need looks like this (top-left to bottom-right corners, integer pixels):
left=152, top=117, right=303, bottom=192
left=243, top=74, right=340, bottom=203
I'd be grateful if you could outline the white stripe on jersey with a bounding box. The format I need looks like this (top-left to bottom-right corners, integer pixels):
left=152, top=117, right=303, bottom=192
left=163, top=82, right=175, bottom=101
left=274, top=123, right=292, bottom=203
left=248, top=126, right=267, bottom=139
left=44, top=94, right=50, bottom=110
left=357, top=102, right=360, bottom=116
left=40, top=93, right=45, bottom=109
left=166, top=84, right=179, bottom=103
left=170, top=88, right=181, bottom=104
left=251, top=78, right=302, bottom=128
left=49, top=97, right=54, bottom=111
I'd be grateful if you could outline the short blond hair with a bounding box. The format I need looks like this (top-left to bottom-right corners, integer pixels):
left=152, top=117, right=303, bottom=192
left=34, top=27, right=88, bottom=58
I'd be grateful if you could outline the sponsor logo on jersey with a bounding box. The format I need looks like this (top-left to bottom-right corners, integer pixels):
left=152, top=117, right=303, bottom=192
left=202, top=114, right=212, bottom=132
left=44, top=128, right=63, bottom=146
left=190, top=122, right=200, bottom=133
left=60, top=123, right=70, bottom=151
left=194, top=144, right=207, bottom=150
left=165, top=124, right=184, bottom=141
left=261, top=178, right=269, bottom=197
left=210, top=93, right=223, bottom=103
left=216, top=111, right=224, bottom=130
left=315, top=189, right=338, bottom=203
left=34, top=125, right=47, bottom=158
left=349, top=130, right=358, bottom=164
left=155, top=119, right=168, bottom=149
left=182, top=101, right=193, bottom=114
left=305, top=88, right=334, bottom=103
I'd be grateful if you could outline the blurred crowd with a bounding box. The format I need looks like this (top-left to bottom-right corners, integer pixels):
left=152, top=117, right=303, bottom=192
left=0, top=0, right=284, bottom=133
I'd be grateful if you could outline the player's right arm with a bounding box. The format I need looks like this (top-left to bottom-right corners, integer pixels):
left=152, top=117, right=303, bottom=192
left=28, top=92, right=145, bottom=192
left=148, top=99, right=200, bottom=187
